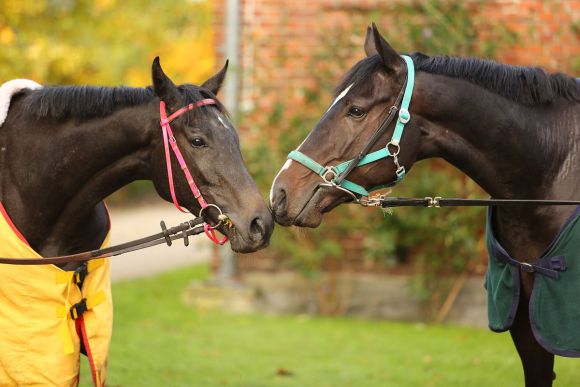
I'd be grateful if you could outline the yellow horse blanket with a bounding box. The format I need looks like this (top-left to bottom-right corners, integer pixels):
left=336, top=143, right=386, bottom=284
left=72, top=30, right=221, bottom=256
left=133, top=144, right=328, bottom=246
left=0, top=202, right=112, bottom=386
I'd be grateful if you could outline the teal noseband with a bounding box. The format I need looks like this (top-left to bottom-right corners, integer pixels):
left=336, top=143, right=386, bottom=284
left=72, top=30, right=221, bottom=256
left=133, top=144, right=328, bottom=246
left=288, top=55, right=415, bottom=198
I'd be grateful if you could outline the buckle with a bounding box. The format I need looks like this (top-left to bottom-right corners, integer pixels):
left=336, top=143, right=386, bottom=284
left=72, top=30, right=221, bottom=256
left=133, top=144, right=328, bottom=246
left=70, top=299, right=88, bottom=320
left=398, top=108, right=411, bottom=123
left=425, top=196, right=441, bottom=208
left=396, top=166, right=406, bottom=178
left=520, top=262, right=535, bottom=273
left=72, top=264, right=88, bottom=285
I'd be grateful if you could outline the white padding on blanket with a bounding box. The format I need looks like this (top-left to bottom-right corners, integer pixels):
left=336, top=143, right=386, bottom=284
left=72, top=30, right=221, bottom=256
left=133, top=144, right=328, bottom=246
left=0, top=79, right=43, bottom=127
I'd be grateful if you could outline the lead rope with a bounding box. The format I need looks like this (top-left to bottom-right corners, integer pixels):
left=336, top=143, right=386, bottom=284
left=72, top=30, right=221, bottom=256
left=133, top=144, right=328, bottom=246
left=159, top=100, right=228, bottom=245
left=373, top=196, right=580, bottom=208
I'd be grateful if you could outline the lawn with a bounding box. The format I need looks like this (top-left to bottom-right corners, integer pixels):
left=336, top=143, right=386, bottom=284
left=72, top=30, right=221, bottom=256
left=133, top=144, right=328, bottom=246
left=81, top=264, right=579, bottom=386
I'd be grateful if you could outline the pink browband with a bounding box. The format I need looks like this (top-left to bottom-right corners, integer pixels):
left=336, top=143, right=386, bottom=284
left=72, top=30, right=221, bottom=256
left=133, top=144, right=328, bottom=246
left=159, top=99, right=228, bottom=245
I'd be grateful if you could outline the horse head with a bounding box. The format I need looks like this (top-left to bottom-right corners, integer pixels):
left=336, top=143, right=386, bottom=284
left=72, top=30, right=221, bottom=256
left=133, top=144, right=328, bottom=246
left=270, top=24, right=422, bottom=227
left=150, top=58, right=273, bottom=252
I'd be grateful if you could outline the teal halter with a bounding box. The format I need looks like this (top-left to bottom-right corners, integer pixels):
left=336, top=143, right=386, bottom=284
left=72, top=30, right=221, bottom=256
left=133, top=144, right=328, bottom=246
left=287, top=55, right=415, bottom=200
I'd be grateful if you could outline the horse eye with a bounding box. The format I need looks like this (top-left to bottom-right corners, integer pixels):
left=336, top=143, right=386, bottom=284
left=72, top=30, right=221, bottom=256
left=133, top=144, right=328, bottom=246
left=191, top=138, right=207, bottom=148
left=347, top=106, right=365, bottom=118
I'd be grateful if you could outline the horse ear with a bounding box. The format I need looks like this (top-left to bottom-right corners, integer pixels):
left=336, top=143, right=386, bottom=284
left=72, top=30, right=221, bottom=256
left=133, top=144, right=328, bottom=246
left=152, top=57, right=180, bottom=106
left=364, top=25, right=378, bottom=57
left=369, top=23, right=403, bottom=71
left=201, top=60, right=229, bottom=95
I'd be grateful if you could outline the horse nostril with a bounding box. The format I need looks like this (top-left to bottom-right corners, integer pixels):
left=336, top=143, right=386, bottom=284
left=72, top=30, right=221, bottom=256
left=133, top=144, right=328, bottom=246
left=273, top=187, right=288, bottom=215
left=249, top=216, right=266, bottom=241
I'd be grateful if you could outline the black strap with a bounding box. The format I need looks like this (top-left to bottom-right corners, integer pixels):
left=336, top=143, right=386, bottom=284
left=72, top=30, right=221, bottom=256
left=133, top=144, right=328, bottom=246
left=379, top=197, right=580, bottom=208
left=494, top=249, right=567, bottom=279
left=72, top=262, right=88, bottom=285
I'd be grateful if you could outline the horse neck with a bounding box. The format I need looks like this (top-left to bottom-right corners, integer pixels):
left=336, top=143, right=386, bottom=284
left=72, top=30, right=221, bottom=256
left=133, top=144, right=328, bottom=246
left=413, top=72, right=580, bottom=263
left=414, top=73, right=578, bottom=200
left=1, top=99, right=158, bottom=255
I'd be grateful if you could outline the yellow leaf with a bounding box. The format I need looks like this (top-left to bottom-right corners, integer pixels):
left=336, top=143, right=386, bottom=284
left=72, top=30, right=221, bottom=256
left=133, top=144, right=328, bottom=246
left=0, top=26, right=15, bottom=44
left=95, top=0, right=116, bottom=11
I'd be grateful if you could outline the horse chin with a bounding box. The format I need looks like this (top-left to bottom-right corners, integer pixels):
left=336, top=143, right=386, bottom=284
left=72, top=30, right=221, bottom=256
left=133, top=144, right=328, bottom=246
left=293, top=208, right=324, bottom=228
left=215, top=213, right=272, bottom=253
left=273, top=186, right=351, bottom=228
left=292, top=190, right=350, bottom=228
left=226, top=227, right=270, bottom=253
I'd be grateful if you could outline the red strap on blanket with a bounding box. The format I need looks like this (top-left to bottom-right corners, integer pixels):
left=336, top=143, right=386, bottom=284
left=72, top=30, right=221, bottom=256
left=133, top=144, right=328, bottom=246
left=76, top=316, right=102, bottom=387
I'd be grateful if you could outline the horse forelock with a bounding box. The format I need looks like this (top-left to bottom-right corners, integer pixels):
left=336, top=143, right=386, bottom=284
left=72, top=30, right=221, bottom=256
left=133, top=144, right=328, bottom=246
left=334, top=56, right=384, bottom=98
left=177, top=84, right=230, bottom=125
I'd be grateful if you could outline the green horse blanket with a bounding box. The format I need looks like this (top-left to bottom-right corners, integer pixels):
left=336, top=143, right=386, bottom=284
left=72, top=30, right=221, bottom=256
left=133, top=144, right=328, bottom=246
left=485, top=205, right=580, bottom=356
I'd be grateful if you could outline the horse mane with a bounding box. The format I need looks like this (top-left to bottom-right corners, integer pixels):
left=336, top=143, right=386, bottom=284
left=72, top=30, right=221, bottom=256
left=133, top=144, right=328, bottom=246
left=23, top=84, right=227, bottom=120
left=413, top=53, right=580, bottom=105
left=337, top=54, right=580, bottom=106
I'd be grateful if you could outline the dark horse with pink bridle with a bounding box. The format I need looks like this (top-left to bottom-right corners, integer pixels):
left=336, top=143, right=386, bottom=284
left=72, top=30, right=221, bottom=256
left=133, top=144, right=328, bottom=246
left=271, top=24, right=580, bottom=387
left=1, top=58, right=273, bottom=259
left=0, top=57, right=273, bottom=386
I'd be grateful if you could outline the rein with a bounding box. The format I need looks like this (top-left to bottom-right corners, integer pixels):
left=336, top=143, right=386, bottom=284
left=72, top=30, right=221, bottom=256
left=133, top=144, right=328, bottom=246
left=0, top=217, right=207, bottom=265
left=159, top=99, right=229, bottom=245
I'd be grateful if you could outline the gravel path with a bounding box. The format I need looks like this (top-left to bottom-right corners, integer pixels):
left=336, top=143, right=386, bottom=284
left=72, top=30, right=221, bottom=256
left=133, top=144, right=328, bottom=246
left=107, top=202, right=212, bottom=282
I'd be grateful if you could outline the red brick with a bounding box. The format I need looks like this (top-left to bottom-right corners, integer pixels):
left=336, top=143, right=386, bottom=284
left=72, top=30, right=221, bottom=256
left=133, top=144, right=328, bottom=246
left=214, top=0, right=580, bottom=130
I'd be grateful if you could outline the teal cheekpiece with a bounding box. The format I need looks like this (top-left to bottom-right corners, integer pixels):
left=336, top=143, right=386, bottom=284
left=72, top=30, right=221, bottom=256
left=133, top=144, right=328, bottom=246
left=485, top=205, right=580, bottom=356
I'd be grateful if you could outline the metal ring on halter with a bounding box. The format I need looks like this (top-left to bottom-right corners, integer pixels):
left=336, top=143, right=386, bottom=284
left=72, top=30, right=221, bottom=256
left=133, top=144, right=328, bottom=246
left=321, top=166, right=338, bottom=184
left=198, top=204, right=225, bottom=230
left=386, top=141, right=401, bottom=157
left=320, top=167, right=363, bottom=204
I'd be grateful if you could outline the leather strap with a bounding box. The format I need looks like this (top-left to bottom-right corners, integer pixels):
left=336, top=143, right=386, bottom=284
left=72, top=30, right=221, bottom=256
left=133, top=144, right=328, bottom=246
left=0, top=217, right=206, bottom=265
left=379, top=197, right=580, bottom=208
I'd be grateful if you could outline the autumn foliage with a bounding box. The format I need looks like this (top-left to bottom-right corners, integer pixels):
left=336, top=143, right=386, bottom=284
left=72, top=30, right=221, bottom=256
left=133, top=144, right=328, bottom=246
left=0, top=0, right=215, bottom=86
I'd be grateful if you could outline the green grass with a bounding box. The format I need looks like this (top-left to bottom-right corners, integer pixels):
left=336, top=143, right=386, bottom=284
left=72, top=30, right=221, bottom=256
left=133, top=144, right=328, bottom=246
left=80, top=265, right=579, bottom=386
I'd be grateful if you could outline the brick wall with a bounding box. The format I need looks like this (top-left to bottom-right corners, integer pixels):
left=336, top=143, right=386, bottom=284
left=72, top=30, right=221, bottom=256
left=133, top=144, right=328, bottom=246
left=478, top=0, right=579, bottom=69
left=213, top=0, right=579, bottom=129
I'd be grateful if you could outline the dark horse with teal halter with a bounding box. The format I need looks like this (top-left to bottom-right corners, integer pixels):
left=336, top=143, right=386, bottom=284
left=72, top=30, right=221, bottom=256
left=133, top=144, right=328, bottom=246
left=288, top=56, right=580, bottom=210
left=271, top=23, right=580, bottom=387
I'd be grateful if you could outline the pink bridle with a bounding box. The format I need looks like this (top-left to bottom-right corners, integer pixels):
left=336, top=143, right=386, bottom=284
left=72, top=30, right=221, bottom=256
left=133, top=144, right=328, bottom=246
left=159, top=99, right=228, bottom=245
